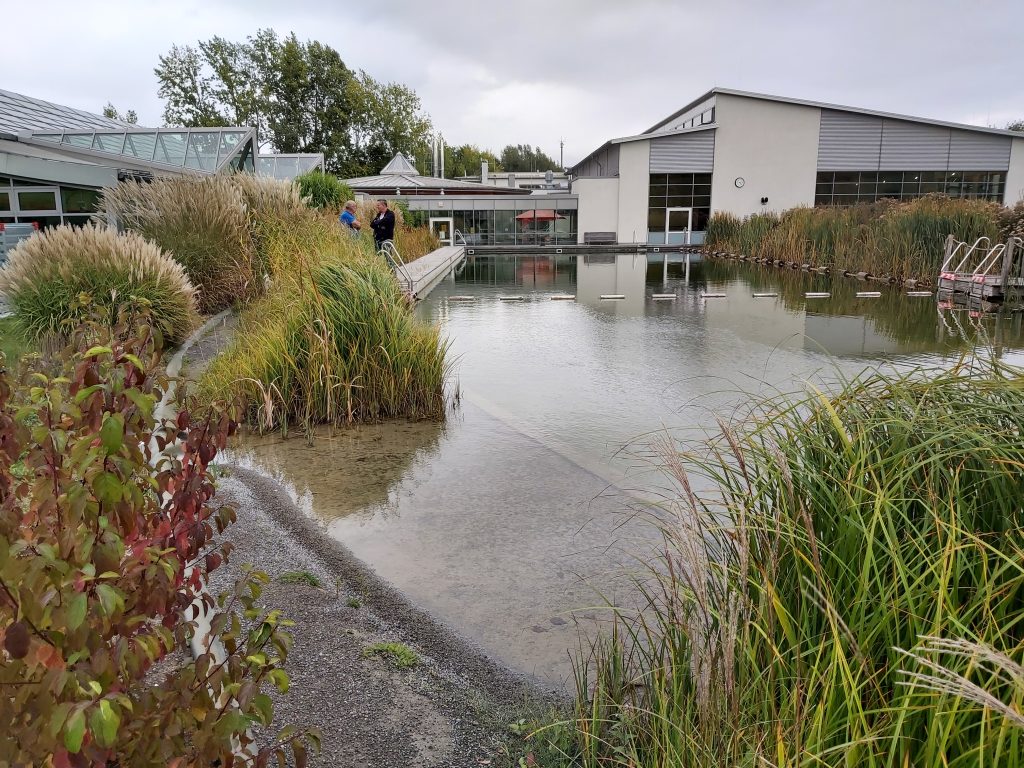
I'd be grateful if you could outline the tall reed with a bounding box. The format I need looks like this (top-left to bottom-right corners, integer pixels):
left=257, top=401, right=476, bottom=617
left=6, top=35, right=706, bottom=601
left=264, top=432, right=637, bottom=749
left=561, top=365, right=1024, bottom=767
left=706, top=196, right=1003, bottom=280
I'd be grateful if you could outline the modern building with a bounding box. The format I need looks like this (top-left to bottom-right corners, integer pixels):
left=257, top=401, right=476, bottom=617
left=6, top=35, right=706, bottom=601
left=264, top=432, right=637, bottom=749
left=347, top=154, right=578, bottom=246
left=569, top=87, right=1024, bottom=246
left=0, top=88, right=321, bottom=231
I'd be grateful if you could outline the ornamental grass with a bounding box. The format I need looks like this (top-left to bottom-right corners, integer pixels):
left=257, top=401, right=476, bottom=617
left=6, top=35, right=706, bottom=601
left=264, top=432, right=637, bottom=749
left=560, top=365, right=1024, bottom=767
left=0, top=223, right=196, bottom=348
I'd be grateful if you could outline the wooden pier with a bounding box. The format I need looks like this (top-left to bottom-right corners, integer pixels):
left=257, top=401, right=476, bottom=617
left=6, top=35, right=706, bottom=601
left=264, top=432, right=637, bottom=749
left=937, top=235, right=1024, bottom=306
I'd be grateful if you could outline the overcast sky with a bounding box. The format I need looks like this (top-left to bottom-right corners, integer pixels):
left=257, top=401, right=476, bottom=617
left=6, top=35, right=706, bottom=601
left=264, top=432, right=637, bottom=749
left=3, top=0, right=1022, bottom=166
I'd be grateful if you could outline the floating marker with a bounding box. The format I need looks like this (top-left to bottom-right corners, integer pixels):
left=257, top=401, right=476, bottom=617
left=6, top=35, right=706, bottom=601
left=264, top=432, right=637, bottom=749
left=499, top=296, right=525, bottom=301
left=805, top=292, right=831, bottom=298
left=701, top=292, right=727, bottom=298
left=550, top=294, right=575, bottom=300
left=448, top=296, right=475, bottom=301
left=906, top=291, right=933, bottom=297
left=856, top=291, right=882, bottom=298
left=752, top=292, right=778, bottom=298
left=651, top=293, right=677, bottom=300
left=600, top=294, right=626, bottom=300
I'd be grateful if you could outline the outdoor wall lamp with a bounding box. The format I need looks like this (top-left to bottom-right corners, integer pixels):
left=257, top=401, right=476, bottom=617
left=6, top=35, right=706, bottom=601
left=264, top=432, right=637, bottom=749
left=760, top=197, right=769, bottom=206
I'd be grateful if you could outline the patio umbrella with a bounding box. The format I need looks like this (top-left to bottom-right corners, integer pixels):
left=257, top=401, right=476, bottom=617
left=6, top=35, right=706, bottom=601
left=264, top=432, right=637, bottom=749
left=515, top=209, right=564, bottom=222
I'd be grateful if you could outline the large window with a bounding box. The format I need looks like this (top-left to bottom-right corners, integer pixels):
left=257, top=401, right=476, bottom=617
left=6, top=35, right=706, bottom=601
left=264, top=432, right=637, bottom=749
left=648, top=173, right=712, bottom=244
left=815, top=170, right=1004, bottom=206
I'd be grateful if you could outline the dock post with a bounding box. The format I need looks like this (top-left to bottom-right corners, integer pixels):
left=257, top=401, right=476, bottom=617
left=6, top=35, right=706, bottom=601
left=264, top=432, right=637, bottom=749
left=1000, top=238, right=1015, bottom=296
left=685, top=251, right=691, bottom=283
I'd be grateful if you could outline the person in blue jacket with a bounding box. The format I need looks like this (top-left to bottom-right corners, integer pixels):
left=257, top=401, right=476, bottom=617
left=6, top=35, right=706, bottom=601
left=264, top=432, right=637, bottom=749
left=339, top=200, right=361, bottom=233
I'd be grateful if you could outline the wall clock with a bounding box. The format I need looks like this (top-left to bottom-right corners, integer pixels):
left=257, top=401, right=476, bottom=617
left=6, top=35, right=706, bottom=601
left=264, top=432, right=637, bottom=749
left=734, top=177, right=745, bottom=188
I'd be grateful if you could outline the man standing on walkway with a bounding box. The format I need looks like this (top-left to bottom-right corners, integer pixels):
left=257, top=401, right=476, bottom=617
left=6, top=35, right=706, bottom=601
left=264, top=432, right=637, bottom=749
left=370, top=199, right=396, bottom=251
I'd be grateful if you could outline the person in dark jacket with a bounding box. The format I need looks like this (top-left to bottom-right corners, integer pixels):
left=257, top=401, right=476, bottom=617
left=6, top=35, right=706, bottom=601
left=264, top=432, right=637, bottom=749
left=370, top=199, right=396, bottom=250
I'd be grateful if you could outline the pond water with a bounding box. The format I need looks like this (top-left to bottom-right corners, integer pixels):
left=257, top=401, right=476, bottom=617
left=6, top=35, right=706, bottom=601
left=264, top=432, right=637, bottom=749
left=231, top=254, right=1024, bottom=686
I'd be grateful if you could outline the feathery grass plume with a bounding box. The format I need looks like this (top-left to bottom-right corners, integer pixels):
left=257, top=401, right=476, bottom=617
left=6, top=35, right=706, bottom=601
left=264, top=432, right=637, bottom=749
left=0, top=223, right=196, bottom=347
left=564, top=365, right=1024, bottom=767
left=705, top=196, right=1003, bottom=280
left=98, top=175, right=258, bottom=312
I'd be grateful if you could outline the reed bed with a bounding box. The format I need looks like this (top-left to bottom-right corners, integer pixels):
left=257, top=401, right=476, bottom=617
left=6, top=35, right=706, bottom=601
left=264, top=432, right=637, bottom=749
left=558, top=366, right=1024, bottom=767
left=706, top=197, right=1003, bottom=281
left=0, top=223, right=196, bottom=347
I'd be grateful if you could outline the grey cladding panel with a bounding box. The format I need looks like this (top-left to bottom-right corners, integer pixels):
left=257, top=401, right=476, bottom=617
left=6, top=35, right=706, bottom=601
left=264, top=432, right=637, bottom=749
left=575, top=144, right=620, bottom=177
left=948, top=130, right=1011, bottom=170
left=817, top=110, right=882, bottom=170
left=649, top=131, right=715, bottom=173
left=880, top=120, right=950, bottom=170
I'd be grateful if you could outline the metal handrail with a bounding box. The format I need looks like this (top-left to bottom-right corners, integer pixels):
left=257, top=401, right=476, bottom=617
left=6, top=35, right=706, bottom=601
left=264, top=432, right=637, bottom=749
left=947, top=236, right=992, bottom=273
left=972, top=243, right=1006, bottom=277
left=454, top=229, right=468, bottom=245
left=378, top=240, right=413, bottom=291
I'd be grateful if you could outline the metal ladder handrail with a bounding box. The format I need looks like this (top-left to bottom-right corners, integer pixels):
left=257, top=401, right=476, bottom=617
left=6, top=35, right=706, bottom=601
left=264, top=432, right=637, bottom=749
left=945, top=236, right=992, bottom=273
left=972, top=243, right=1007, bottom=277
left=378, top=240, right=413, bottom=292
left=453, top=229, right=468, bottom=246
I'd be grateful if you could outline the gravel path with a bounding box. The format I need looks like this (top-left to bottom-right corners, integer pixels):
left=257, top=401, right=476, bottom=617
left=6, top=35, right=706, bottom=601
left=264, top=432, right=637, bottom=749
left=209, top=466, right=560, bottom=767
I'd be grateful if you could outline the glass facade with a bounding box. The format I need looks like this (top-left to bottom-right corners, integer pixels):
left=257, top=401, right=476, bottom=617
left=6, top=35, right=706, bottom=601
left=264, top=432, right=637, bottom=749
left=407, top=198, right=578, bottom=246
left=815, top=170, right=1005, bottom=206
left=0, top=175, right=100, bottom=229
left=27, top=127, right=256, bottom=173
left=256, top=153, right=325, bottom=180
left=647, top=173, right=712, bottom=244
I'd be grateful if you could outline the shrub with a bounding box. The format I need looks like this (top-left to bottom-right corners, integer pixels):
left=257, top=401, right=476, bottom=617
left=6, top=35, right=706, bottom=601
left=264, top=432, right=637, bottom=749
left=0, top=310, right=317, bottom=766
left=565, top=367, right=1024, bottom=767
left=98, top=175, right=258, bottom=312
left=0, top=223, right=196, bottom=347
left=296, top=170, right=352, bottom=211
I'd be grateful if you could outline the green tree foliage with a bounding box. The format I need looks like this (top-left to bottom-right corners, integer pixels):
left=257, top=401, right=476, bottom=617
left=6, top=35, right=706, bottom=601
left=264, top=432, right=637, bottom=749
left=154, top=30, right=433, bottom=177
left=0, top=308, right=318, bottom=766
left=442, top=144, right=503, bottom=178
left=101, top=103, right=138, bottom=124
left=499, top=143, right=560, bottom=172
left=1007, top=119, right=1024, bottom=133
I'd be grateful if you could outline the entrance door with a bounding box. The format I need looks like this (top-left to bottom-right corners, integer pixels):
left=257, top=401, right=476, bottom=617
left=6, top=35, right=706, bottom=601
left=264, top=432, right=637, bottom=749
left=665, top=207, right=692, bottom=245
left=430, top=217, right=454, bottom=246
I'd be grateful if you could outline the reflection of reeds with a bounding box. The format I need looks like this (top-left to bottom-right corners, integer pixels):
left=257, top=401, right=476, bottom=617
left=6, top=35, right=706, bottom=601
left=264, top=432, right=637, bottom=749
left=706, top=197, right=1002, bottom=281
left=562, top=366, right=1024, bottom=767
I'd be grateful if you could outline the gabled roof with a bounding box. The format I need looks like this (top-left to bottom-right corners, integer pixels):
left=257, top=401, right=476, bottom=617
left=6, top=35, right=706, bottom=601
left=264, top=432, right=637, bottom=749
left=380, top=153, right=420, bottom=175
left=645, top=87, right=1023, bottom=138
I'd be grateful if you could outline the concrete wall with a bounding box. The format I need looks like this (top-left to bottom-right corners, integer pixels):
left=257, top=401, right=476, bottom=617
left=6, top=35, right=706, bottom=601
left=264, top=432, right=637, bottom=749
left=710, top=94, right=820, bottom=217
left=617, top=140, right=650, bottom=243
left=1005, top=137, right=1024, bottom=206
left=572, top=177, right=619, bottom=243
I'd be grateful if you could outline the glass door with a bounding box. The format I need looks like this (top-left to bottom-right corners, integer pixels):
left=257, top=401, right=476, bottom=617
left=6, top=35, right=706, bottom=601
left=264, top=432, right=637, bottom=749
left=665, top=207, right=692, bottom=245
left=430, top=217, right=454, bottom=245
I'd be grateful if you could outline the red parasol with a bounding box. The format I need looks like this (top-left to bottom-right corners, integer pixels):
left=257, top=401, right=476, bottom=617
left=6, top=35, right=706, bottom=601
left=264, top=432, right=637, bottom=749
left=514, top=209, right=564, bottom=222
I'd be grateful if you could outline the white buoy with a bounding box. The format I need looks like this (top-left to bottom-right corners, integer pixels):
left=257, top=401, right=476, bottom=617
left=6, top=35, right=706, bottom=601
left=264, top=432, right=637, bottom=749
left=600, top=294, right=626, bottom=300
left=550, top=295, right=576, bottom=300
left=805, top=292, right=831, bottom=298
left=701, top=292, right=727, bottom=298
left=651, top=293, right=676, bottom=299
left=752, top=292, right=778, bottom=298
left=856, top=291, right=882, bottom=298
left=906, top=291, right=933, bottom=297
left=449, top=296, right=475, bottom=301
left=499, top=296, right=526, bottom=301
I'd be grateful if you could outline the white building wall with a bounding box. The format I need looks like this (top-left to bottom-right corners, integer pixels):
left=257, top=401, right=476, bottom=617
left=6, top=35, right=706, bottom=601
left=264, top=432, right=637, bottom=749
left=617, top=140, right=650, bottom=243
left=710, top=94, right=820, bottom=217
left=1005, top=137, right=1024, bottom=206
left=572, top=177, right=620, bottom=243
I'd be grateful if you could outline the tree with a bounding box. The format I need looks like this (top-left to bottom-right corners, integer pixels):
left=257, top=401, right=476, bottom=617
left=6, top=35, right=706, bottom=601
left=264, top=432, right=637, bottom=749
left=102, top=103, right=138, bottom=124
left=153, top=31, right=433, bottom=176
left=442, top=144, right=503, bottom=178
left=1007, top=119, right=1024, bottom=133
left=499, top=143, right=560, bottom=173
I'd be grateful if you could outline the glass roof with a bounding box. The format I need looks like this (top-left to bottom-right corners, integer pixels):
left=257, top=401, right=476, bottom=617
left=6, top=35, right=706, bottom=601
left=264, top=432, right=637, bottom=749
left=19, top=127, right=256, bottom=173
left=256, top=153, right=325, bottom=180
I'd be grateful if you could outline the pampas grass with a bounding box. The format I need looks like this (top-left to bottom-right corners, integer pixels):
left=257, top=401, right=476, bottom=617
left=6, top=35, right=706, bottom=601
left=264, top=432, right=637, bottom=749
left=0, top=223, right=196, bottom=347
